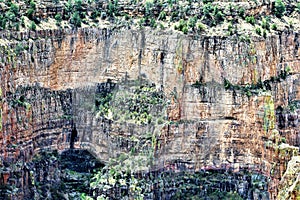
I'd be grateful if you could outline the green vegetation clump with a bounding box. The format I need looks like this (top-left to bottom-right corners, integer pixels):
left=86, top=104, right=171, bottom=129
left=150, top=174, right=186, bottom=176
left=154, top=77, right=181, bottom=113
left=0, top=0, right=296, bottom=34
left=297, top=3, right=300, bottom=13
left=261, top=17, right=270, bottom=30
left=202, top=3, right=224, bottom=26
left=238, top=7, right=245, bottom=19
left=27, top=0, right=36, bottom=20
left=227, top=22, right=233, bottom=35
left=274, top=0, right=286, bottom=18
left=255, top=27, right=262, bottom=35
left=263, top=96, right=275, bottom=132
left=271, top=23, right=277, bottom=30
left=29, top=21, right=36, bottom=30
left=108, top=0, right=119, bottom=18
left=55, top=13, right=62, bottom=26
left=96, top=82, right=166, bottom=125
left=222, top=67, right=292, bottom=97
left=246, top=16, right=255, bottom=25
left=70, top=12, right=82, bottom=27
left=158, top=11, right=166, bottom=20
left=86, top=168, right=267, bottom=199
left=175, top=19, right=188, bottom=34
left=197, top=22, right=206, bottom=32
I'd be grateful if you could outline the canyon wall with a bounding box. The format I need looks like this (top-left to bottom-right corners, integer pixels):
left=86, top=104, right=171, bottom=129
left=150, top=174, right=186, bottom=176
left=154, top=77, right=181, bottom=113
left=0, top=27, right=299, bottom=198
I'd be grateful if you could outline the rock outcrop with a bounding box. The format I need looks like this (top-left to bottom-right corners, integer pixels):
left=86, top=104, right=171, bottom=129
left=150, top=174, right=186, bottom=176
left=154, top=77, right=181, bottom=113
left=0, top=0, right=299, bottom=198
left=0, top=27, right=299, bottom=199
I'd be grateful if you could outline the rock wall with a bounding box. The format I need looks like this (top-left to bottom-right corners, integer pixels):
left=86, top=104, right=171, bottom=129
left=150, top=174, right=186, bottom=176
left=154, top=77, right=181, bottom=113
left=0, top=27, right=299, bottom=198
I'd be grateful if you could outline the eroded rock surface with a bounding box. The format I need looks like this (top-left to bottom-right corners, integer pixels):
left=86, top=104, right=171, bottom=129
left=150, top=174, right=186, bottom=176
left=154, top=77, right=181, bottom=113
left=0, top=18, right=299, bottom=200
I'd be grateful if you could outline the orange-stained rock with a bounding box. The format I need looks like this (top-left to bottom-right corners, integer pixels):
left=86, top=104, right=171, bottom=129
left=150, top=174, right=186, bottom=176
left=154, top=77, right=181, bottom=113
left=0, top=28, right=299, bottom=199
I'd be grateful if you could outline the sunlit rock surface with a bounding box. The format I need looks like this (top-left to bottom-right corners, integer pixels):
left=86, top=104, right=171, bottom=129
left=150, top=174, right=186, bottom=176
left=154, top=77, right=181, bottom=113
left=0, top=1, right=299, bottom=197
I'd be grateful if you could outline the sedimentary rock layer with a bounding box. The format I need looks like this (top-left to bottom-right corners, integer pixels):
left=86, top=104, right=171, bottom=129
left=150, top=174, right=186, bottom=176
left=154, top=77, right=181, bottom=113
left=0, top=27, right=299, bottom=198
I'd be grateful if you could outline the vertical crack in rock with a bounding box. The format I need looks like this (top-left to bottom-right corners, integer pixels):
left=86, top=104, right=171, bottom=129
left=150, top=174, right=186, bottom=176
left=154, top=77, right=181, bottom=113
left=0, top=26, right=299, bottom=199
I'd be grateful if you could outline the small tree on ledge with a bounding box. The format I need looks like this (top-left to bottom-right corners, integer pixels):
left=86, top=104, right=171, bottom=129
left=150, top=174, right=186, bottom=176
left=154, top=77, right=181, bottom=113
left=274, top=0, right=286, bottom=18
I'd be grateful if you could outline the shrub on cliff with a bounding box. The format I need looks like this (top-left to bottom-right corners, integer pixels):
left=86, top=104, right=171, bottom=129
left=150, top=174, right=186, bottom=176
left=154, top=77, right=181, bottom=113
left=245, top=16, right=255, bottom=25
left=5, top=11, right=17, bottom=24
left=188, top=16, right=197, bottom=30
left=145, top=0, right=153, bottom=17
left=197, top=22, right=206, bottom=32
left=108, top=0, right=119, bottom=18
left=90, top=10, right=99, bottom=21
left=255, top=27, right=261, bottom=35
left=75, top=0, right=83, bottom=11
left=297, top=3, right=300, bottom=13
left=29, top=21, right=36, bottom=30
left=271, top=23, right=277, bottom=30
left=203, top=3, right=213, bottom=18
left=55, top=13, right=62, bottom=26
left=238, top=7, right=245, bottom=19
left=27, top=0, right=36, bottom=20
left=158, top=11, right=166, bottom=20
left=0, top=15, right=6, bottom=30
left=261, top=17, right=270, bottom=30
left=70, top=12, right=82, bottom=27
left=175, top=19, right=188, bottom=34
left=274, top=0, right=286, bottom=18
left=64, top=0, right=73, bottom=19
left=203, top=4, right=224, bottom=26
left=10, top=3, right=19, bottom=16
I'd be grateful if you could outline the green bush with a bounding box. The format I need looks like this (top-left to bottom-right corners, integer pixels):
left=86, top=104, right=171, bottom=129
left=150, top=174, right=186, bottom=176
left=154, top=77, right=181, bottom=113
left=26, top=8, right=35, bottom=19
left=214, top=9, right=224, bottom=22
left=29, top=21, right=36, bottom=30
left=55, top=13, right=62, bottom=22
left=0, top=15, right=6, bottom=29
left=197, top=22, right=206, bottom=32
left=263, top=29, right=267, bottom=38
left=158, top=11, right=166, bottom=20
left=261, top=17, right=270, bottom=30
left=30, top=0, right=36, bottom=10
left=64, top=0, right=73, bottom=19
left=297, top=3, right=300, bottom=13
left=15, top=22, right=20, bottom=31
left=255, top=27, right=261, bottom=35
left=21, top=17, right=25, bottom=27
left=10, top=3, right=19, bottom=16
left=203, top=4, right=224, bottom=25
left=182, top=26, right=188, bottom=34
left=108, top=0, right=119, bottom=17
left=5, top=11, right=16, bottom=22
left=90, top=10, right=99, bottom=19
left=238, top=7, right=245, bottom=18
left=138, top=17, right=145, bottom=27
left=271, top=23, right=277, bottom=30
left=145, top=0, right=153, bottom=17
left=170, top=10, right=179, bottom=21
left=70, top=12, right=82, bottom=27
left=175, top=19, right=188, bottom=34
left=26, top=0, right=36, bottom=20
left=159, top=23, right=165, bottom=30
left=245, top=16, right=255, bottom=25
left=227, top=22, right=233, bottom=35
left=150, top=18, right=157, bottom=28
left=203, top=3, right=213, bottom=18
left=15, top=43, right=24, bottom=55
left=188, top=16, right=197, bottom=29
left=75, top=0, right=83, bottom=11
left=274, top=0, right=286, bottom=18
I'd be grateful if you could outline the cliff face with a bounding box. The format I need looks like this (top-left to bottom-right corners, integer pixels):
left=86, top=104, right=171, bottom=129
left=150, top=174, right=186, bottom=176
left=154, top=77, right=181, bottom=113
left=0, top=27, right=299, bottom=198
